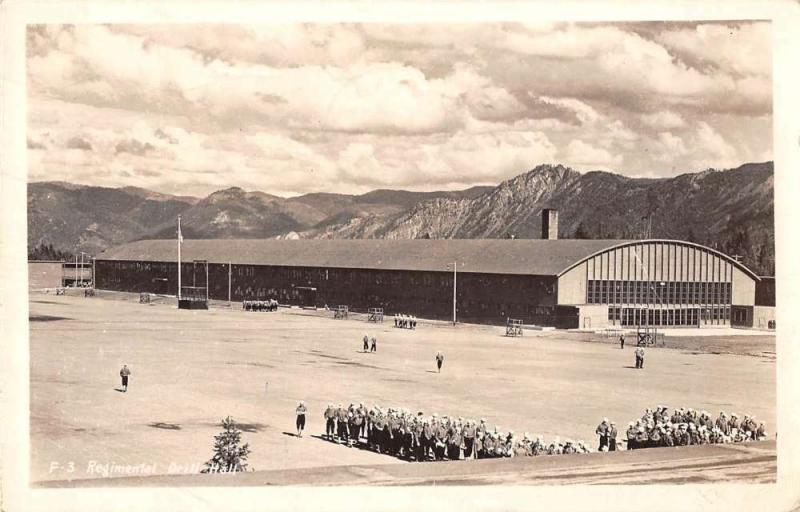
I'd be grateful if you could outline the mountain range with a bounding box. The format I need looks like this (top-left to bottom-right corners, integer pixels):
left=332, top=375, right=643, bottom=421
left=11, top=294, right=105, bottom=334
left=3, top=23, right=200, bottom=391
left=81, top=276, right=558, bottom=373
left=27, top=162, right=775, bottom=275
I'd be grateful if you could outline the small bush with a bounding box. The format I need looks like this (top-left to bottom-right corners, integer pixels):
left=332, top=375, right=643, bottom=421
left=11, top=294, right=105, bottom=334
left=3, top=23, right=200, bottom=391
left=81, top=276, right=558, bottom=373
left=201, top=416, right=251, bottom=473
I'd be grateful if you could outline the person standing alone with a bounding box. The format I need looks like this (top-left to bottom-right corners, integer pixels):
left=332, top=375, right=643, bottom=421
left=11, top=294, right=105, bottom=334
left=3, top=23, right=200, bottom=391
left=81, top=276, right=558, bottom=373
left=119, top=364, right=131, bottom=392
left=296, top=401, right=307, bottom=437
left=635, top=346, right=645, bottom=369
left=619, top=334, right=625, bottom=349
left=435, top=352, right=444, bottom=373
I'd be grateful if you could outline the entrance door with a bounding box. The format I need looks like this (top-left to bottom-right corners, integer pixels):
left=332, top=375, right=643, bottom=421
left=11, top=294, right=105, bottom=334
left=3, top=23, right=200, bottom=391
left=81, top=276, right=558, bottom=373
left=583, top=317, right=591, bottom=328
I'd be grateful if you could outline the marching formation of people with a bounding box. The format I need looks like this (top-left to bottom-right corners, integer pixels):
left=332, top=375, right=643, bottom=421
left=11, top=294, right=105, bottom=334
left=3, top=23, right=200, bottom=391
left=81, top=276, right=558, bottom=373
left=243, top=299, right=278, bottom=312
left=394, top=314, right=417, bottom=329
left=322, top=402, right=593, bottom=462
left=596, top=406, right=769, bottom=451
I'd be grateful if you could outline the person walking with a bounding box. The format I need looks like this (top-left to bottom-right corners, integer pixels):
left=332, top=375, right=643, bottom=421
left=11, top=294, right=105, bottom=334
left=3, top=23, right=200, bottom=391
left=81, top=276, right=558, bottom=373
left=296, top=401, right=307, bottom=437
left=119, top=364, right=131, bottom=392
left=435, top=352, right=444, bottom=373
left=370, top=336, right=377, bottom=353
left=363, top=334, right=370, bottom=352
left=619, top=334, right=625, bottom=349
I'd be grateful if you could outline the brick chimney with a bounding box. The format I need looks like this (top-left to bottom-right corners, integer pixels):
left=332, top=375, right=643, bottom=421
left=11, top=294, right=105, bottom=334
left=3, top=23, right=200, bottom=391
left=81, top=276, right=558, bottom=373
left=541, top=209, right=558, bottom=240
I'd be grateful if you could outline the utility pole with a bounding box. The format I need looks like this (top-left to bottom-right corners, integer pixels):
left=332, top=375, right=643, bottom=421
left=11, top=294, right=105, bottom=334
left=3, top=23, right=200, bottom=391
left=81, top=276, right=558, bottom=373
left=452, top=261, right=457, bottom=326
left=177, top=215, right=182, bottom=300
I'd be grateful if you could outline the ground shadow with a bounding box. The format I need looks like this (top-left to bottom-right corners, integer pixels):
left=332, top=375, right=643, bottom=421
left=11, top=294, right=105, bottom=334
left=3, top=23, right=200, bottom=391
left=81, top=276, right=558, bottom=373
left=622, top=366, right=639, bottom=369
left=282, top=431, right=299, bottom=438
left=148, top=422, right=182, bottom=430
left=335, top=361, right=383, bottom=370
left=236, top=422, right=268, bottom=433
left=114, top=388, right=126, bottom=392
left=30, top=315, right=71, bottom=322
left=312, top=433, right=439, bottom=462
left=425, top=370, right=439, bottom=373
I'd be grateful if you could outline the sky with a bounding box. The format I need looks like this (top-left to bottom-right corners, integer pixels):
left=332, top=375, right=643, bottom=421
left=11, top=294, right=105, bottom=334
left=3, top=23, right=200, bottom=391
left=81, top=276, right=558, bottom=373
left=26, top=22, right=772, bottom=197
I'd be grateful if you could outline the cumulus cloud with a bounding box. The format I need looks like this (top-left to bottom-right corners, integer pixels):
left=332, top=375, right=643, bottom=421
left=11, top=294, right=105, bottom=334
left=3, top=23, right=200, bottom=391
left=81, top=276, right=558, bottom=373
left=641, top=111, right=686, bottom=130
left=27, top=137, right=47, bottom=150
left=26, top=22, right=772, bottom=196
left=115, top=139, right=155, bottom=156
left=66, top=136, right=93, bottom=151
left=564, top=140, right=623, bottom=170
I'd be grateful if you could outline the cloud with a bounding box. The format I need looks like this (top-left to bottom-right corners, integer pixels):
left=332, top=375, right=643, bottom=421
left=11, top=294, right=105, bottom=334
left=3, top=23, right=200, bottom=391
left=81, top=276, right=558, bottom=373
left=26, top=22, right=772, bottom=195
left=692, top=122, right=739, bottom=168
left=564, top=139, right=623, bottom=170
left=154, top=128, right=178, bottom=144
left=66, top=136, right=93, bottom=151
left=656, top=132, right=688, bottom=158
left=655, top=22, right=771, bottom=77
left=115, top=139, right=156, bottom=156
left=641, top=111, right=686, bottom=130
left=27, top=137, right=46, bottom=150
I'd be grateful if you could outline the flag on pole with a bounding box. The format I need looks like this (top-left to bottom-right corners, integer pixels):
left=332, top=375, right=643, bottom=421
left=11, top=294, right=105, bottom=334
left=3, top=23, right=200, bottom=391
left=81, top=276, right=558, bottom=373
left=177, top=215, right=182, bottom=300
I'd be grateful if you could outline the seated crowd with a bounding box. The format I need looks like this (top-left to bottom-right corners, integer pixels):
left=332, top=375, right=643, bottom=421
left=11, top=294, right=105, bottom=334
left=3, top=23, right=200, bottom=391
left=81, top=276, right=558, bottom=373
left=322, top=402, right=592, bottom=462
left=596, top=406, right=769, bottom=451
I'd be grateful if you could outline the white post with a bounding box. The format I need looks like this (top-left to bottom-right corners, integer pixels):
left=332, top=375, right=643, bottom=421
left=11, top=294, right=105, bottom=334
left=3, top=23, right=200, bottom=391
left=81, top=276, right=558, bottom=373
left=79, top=252, right=83, bottom=286
left=74, top=252, right=78, bottom=287
left=228, top=261, right=232, bottom=306
left=206, top=261, right=209, bottom=302
left=453, top=260, right=457, bottom=326
left=177, top=215, right=182, bottom=300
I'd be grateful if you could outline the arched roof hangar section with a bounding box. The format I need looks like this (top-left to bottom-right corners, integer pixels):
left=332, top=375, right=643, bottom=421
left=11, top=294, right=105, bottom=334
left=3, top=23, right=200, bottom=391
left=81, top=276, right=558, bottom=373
left=556, top=240, right=759, bottom=307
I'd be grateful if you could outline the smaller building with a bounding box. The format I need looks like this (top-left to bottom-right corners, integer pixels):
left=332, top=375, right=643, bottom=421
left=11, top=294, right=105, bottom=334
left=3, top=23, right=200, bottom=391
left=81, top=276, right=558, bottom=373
left=28, top=261, right=64, bottom=290
left=732, top=276, right=776, bottom=330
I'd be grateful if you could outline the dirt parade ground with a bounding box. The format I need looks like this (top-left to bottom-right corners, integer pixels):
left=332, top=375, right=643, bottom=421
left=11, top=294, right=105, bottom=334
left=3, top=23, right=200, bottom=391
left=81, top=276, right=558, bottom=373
left=29, top=292, right=776, bottom=485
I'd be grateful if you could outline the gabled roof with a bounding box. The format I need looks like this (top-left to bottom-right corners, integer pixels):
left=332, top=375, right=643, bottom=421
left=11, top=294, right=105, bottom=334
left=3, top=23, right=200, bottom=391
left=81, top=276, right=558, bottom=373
left=97, top=238, right=633, bottom=276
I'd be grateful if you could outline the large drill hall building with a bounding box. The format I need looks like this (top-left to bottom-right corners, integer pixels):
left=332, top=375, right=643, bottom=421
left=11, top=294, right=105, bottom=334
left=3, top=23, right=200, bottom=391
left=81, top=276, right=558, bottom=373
left=94, top=211, right=773, bottom=330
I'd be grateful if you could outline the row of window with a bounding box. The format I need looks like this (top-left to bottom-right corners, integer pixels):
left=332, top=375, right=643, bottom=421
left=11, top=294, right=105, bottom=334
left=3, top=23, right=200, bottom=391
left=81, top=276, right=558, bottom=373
left=588, top=280, right=731, bottom=305
left=609, top=306, right=732, bottom=326
left=108, top=261, right=169, bottom=273
left=233, top=265, right=555, bottom=292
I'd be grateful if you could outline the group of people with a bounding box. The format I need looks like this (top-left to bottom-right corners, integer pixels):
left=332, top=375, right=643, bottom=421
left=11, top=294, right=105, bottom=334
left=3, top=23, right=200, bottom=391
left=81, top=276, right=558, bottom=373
left=321, top=402, right=593, bottom=462
left=394, top=314, right=417, bottom=329
left=362, top=335, right=377, bottom=352
left=242, top=299, right=278, bottom=312
left=596, top=406, right=769, bottom=451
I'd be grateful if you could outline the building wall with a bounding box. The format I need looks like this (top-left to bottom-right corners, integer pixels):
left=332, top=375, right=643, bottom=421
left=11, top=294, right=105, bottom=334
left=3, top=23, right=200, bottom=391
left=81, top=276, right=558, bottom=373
left=577, top=304, right=609, bottom=329
left=557, top=261, right=586, bottom=304
left=557, top=241, right=757, bottom=327
left=95, top=259, right=566, bottom=326
left=731, top=268, right=755, bottom=306
left=28, top=261, right=63, bottom=290
left=753, top=306, right=776, bottom=330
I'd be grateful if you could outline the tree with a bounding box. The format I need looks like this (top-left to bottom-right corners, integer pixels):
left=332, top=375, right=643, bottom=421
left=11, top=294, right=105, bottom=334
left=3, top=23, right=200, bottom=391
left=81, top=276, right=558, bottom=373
left=573, top=221, right=591, bottom=239
left=28, top=242, right=72, bottom=261
left=201, top=416, right=251, bottom=473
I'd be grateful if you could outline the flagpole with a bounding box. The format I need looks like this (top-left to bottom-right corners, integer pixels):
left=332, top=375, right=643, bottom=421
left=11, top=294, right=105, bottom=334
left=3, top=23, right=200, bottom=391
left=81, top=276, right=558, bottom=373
left=177, top=215, right=182, bottom=300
